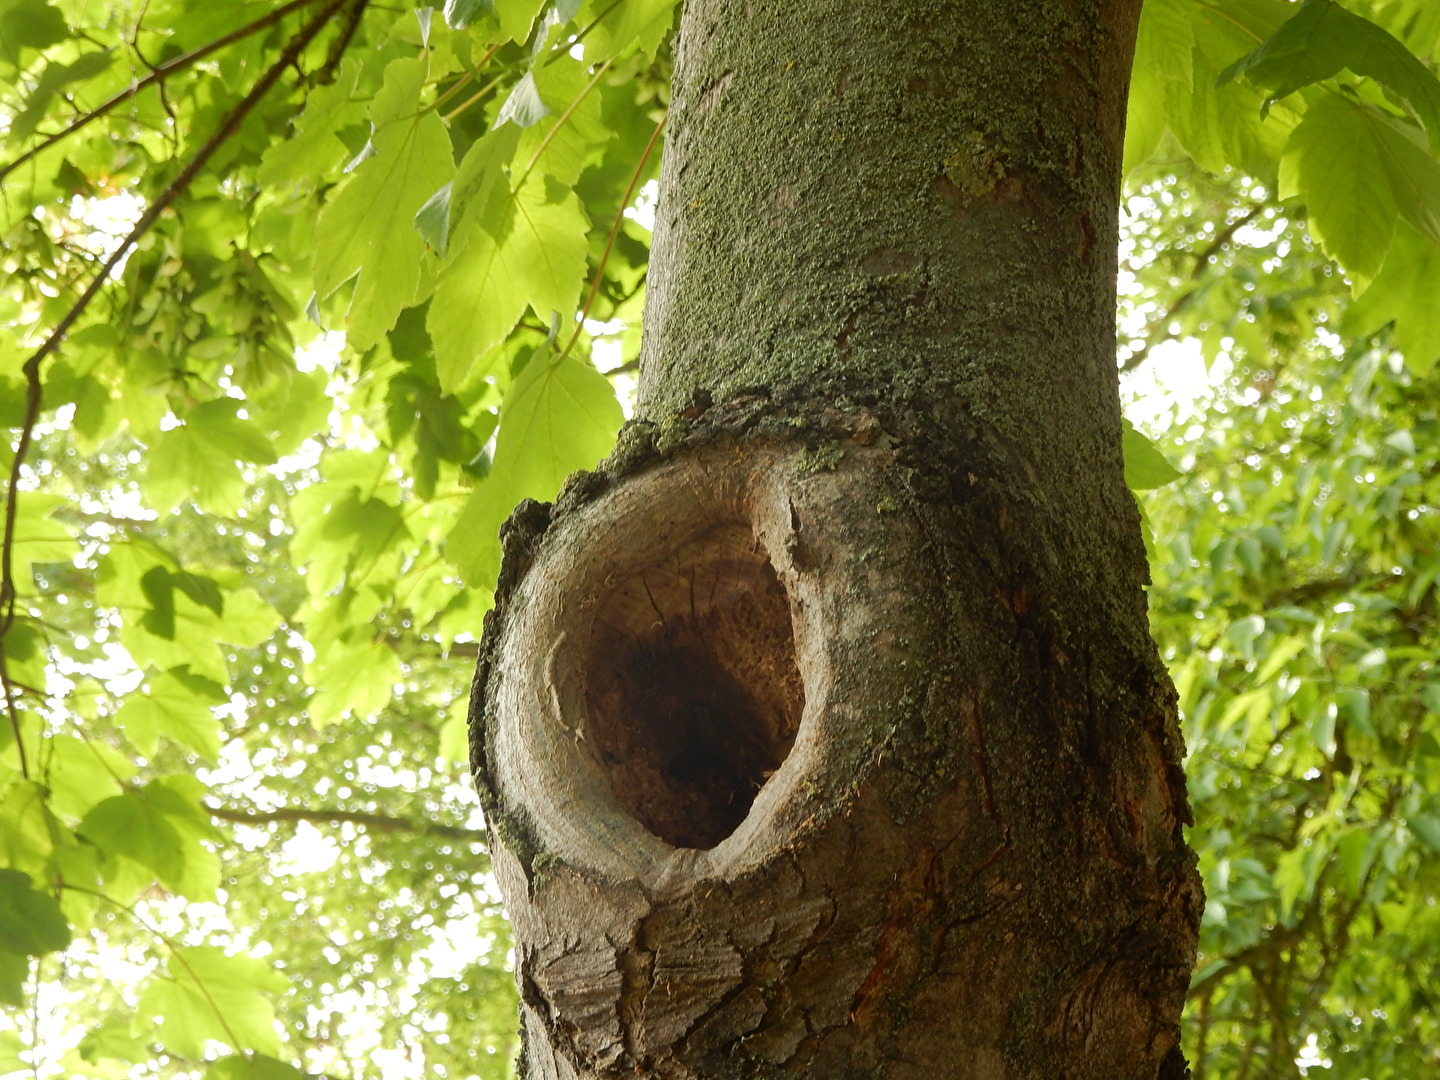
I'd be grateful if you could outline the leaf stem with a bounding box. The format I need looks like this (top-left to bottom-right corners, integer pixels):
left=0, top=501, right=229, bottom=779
left=517, top=57, right=613, bottom=189
left=560, top=111, right=666, bottom=361
left=428, top=41, right=505, bottom=114
left=63, top=884, right=249, bottom=1054
left=441, top=72, right=508, bottom=123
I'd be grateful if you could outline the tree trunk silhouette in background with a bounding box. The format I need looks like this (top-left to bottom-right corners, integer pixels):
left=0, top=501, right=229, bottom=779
left=470, top=1, right=1203, bottom=1076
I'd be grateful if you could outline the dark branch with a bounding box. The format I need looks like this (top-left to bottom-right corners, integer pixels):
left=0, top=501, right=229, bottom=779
left=319, top=0, right=370, bottom=83
left=0, top=0, right=330, bottom=184
left=205, top=802, right=486, bottom=841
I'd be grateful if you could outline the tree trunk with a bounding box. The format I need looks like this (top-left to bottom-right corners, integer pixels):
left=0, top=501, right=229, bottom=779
left=469, top=1, right=1203, bottom=1077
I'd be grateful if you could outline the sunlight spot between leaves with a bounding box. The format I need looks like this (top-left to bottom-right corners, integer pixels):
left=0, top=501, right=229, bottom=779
left=274, top=823, right=341, bottom=878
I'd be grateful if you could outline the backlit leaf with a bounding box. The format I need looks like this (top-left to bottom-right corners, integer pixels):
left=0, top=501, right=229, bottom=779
left=257, top=61, right=362, bottom=187
left=206, top=1055, right=305, bottom=1080
left=145, top=400, right=278, bottom=516
left=0, top=868, right=70, bottom=955
left=430, top=176, right=589, bottom=391
left=447, top=352, right=622, bottom=586
left=136, top=946, right=286, bottom=1059
left=577, top=0, right=677, bottom=61
left=494, top=0, right=546, bottom=44
left=1123, top=420, right=1183, bottom=490
left=1344, top=222, right=1440, bottom=374
left=1279, top=95, right=1400, bottom=286
left=1220, top=0, right=1440, bottom=152
left=313, top=57, right=455, bottom=351
left=114, top=669, right=227, bottom=760
left=495, top=70, right=551, bottom=129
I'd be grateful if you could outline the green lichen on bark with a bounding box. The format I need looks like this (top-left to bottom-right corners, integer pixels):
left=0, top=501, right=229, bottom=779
left=639, top=0, right=1128, bottom=425
left=942, top=132, right=1008, bottom=197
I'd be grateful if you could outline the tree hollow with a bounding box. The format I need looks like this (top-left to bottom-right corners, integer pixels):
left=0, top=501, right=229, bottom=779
left=583, top=524, right=804, bottom=850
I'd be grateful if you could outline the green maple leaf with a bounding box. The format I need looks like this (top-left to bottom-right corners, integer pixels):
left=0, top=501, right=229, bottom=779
left=145, top=400, right=278, bottom=516
left=430, top=176, right=590, bottom=392
left=1344, top=221, right=1440, bottom=373
left=447, top=352, right=622, bottom=586
left=114, top=668, right=227, bottom=760
left=137, top=945, right=287, bottom=1059
left=313, top=57, right=455, bottom=351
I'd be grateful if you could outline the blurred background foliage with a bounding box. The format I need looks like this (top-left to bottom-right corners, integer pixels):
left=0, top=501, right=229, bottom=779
left=0, top=0, right=1438, bottom=1077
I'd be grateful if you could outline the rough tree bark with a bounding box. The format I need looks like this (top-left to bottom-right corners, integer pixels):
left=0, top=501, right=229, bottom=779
left=469, top=1, right=1203, bottom=1077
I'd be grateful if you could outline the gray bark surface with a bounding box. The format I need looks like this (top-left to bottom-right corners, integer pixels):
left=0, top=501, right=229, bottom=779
left=471, top=2, right=1203, bottom=1077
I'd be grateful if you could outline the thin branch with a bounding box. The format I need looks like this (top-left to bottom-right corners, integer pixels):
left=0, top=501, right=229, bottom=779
left=1187, top=921, right=1305, bottom=1001
left=0, top=0, right=330, bottom=184
left=128, top=0, right=180, bottom=144
left=0, top=0, right=354, bottom=781
left=560, top=111, right=666, bottom=361
left=206, top=803, right=486, bottom=841
left=1119, top=202, right=1267, bottom=373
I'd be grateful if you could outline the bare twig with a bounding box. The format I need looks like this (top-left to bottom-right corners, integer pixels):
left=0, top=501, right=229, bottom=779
left=0, top=0, right=329, bottom=184
left=205, top=803, right=485, bottom=841
left=0, top=0, right=355, bottom=779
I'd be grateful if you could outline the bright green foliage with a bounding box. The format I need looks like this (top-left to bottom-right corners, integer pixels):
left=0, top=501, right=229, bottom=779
left=206, top=1055, right=306, bottom=1080
left=1346, top=222, right=1440, bottom=373
left=1124, top=419, right=1185, bottom=490
left=1, top=0, right=670, bottom=1074
left=312, top=56, right=456, bottom=351
left=1130, top=0, right=1440, bottom=307
left=1220, top=0, right=1440, bottom=147
left=450, top=351, right=625, bottom=586
left=0, top=0, right=1438, bottom=1077
left=135, top=946, right=288, bottom=1058
left=1142, top=267, right=1440, bottom=1077
left=1123, top=148, right=1440, bottom=1075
